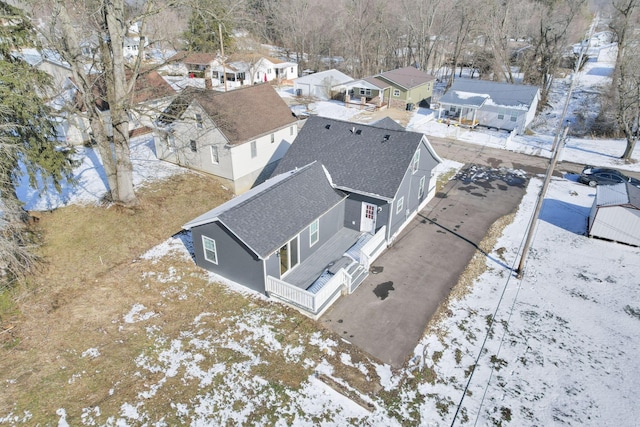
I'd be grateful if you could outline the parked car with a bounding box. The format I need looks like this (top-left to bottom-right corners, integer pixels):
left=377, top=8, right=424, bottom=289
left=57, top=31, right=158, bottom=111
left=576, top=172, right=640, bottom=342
left=578, top=166, right=640, bottom=188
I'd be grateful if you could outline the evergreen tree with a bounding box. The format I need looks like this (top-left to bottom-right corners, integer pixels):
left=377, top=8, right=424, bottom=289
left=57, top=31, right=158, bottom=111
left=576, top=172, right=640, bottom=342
left=0, top=1, right=75, bottom=285
left=183, top=0, right=235, bottom=53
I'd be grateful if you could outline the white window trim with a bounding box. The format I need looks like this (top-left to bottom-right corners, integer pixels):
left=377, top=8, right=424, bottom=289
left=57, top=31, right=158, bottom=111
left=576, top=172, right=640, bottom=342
left=418, top=175, right=426, bottom=198
left=412, top=149, right=420, bottom=174
left=396, top=196, right=404, bottom=214
left=309, top=219, right=319, bottom=247
left=202, top=235, right=218, bottom=264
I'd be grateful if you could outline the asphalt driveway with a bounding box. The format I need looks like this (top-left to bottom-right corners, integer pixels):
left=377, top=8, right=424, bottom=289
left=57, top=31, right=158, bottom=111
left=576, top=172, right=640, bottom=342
left=321, top=165, right=528, bottom=367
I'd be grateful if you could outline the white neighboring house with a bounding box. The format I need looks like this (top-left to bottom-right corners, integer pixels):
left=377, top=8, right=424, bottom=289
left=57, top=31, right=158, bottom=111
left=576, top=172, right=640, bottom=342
left=210, top=56, right=299, bottom=88
left=293, top=69, right=353, bottom=100
left=588, top=182, right=640, bottom=247
left=254, top=56, right=298, bottom=82
left=153, top=83, right=298, bottom=194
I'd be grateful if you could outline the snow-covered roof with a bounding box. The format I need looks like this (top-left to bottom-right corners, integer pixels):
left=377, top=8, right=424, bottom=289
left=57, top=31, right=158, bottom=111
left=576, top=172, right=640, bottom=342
left=595, top=182, right=640, bottom=208
left=440, top=79, right=539, bottom=109
left=294, top=69, right=353, bottom=87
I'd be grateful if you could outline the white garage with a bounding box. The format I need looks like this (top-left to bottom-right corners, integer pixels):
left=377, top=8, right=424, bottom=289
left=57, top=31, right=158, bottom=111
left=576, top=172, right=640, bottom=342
left=293, top=69, right=353, bottom=100
left=588, top=182, right=640, bottom=247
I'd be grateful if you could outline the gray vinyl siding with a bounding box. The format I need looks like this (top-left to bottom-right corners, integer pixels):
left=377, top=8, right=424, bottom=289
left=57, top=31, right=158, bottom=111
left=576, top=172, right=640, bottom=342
left=265, top=255, right=280, bottom=279
left=299, top=200, right=346, bottom=261
left=343, top=193, right=389, bottom=233
left=389, top=142, right=440, bottom=236
left=191, top=221, right=266, bottom=293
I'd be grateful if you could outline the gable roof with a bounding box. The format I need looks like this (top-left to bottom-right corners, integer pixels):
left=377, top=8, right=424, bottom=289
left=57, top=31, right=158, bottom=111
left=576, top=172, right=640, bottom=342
left=372, top=117, right=406, bottom=131
left=183, top=162, right=347, bottom=258
left=348, top=76, right=391, bottom=91
left=595, top=182, right=640, bottom=208
left=273, top=116, right=439, bottom=200
left=439, top=79, right=540, bottom=109
left=158, top=83, right=296, bottom=145
left=376, top=66, right=435, bottom=90
left=294, top=69, right=353, bottom=86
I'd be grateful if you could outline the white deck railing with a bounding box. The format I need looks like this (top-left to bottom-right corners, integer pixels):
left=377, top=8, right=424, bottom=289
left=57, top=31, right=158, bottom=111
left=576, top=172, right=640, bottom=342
left=266, top=269, right=350, bottom=314
left=360, top=225, right=387, bottom=270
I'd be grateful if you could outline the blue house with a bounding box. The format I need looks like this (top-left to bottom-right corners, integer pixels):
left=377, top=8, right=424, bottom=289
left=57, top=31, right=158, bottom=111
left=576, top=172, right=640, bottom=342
left=184, top=117, right=442, bottom=318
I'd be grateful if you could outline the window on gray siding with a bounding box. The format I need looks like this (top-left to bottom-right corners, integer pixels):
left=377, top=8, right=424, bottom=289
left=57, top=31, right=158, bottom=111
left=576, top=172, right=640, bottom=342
left=196, top=113, right=203, bottom=128
left=412, top=149, right=420, bottom=174
left=418, top=175, right=426, bottom=199
left=510, top=115, right=517, bottom=122
left=202, top=236, right=218, bottom=264
left=309, top=219, right=319, bottom=247
left=250, top=140, right=257, bottom=158
left=396, top=196, right=404, bottom=214
left=498, top=110, right=505, bottom=120
left=190, top=140, right=197, bottom=152
left=210, top=146, right=219, bottom=164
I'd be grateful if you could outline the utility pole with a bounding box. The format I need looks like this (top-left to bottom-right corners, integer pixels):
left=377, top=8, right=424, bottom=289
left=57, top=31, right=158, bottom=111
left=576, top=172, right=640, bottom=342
left=516, top=125, right=569, bottom=278
left=516, top=15, right=598, bottom=278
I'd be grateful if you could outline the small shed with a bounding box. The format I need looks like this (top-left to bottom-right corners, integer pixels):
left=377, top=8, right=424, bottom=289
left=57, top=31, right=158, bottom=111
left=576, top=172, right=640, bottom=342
left=588, top=182, right=640, bottom=247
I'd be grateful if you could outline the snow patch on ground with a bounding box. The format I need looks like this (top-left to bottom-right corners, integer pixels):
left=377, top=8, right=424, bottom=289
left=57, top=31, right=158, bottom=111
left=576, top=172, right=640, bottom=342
left=123, top=303, right=158, bottom=324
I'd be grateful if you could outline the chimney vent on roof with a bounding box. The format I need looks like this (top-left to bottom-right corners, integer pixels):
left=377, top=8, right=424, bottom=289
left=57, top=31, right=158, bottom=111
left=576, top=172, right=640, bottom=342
left=356, top=129, right=362, bottom=135
left=325, top=124, right=331, bottom=129
left=383, top=134, right=390, bottom=142
left=351, top=126, right=355, bottom=133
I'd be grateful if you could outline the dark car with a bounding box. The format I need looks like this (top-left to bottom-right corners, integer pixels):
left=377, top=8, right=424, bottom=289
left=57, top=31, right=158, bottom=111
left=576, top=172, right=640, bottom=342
left=578, top=166, right=640, bottom=188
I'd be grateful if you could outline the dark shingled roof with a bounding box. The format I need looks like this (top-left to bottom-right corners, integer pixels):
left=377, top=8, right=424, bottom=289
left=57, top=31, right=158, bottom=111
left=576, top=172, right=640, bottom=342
left=158, top=83, right=297, bottom=145
left=372, top=117, right=406, bottom=131
left=273, top=116, right=428, bottom=200
left=377, top=66, right=435, bottom=90
left=183, top=162, right=347, bottom=258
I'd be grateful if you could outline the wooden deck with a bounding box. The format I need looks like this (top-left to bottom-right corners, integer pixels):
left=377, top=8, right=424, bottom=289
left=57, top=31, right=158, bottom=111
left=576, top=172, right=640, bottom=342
left=283, top=228, right=363, bottom=290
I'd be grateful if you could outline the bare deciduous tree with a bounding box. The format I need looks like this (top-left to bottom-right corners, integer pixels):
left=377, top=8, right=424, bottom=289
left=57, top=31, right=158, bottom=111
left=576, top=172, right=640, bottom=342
left=611, top=0, right=640, bottom=161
